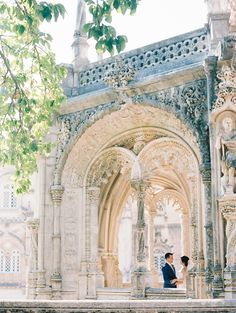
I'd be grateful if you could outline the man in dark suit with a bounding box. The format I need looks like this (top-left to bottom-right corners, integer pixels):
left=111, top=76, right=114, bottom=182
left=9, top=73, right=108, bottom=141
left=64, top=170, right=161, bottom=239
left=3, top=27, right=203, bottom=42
left=162, top=252, right=177, bottom=288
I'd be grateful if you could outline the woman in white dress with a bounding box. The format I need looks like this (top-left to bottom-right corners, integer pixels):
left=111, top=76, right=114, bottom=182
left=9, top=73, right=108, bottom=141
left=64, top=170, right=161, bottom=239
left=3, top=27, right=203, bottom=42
left=171, top=255, right=189, bottom=288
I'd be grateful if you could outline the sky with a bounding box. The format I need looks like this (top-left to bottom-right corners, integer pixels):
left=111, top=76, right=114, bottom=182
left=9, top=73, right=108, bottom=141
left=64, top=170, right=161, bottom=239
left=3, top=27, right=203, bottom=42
left=45, top=0, right=208, bottom=64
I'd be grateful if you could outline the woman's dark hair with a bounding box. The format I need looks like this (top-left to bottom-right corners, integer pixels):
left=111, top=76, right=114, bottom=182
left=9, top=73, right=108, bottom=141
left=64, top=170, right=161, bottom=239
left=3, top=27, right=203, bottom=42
left=181, top=255, right=189, bottom=266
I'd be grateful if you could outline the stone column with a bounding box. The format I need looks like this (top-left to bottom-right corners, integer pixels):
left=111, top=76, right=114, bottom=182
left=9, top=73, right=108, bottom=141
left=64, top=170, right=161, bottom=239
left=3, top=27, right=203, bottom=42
left=200, top=165, right=215, bottom=296
left=26, top=218, right=39, bottom=299
left=149, top=209, right=157, bottom=287
left=131, top=180, right=150, bottom=298
left=84, top=186, right=103, bottom=299
left=50, top=184, right=64, bottom=299
left=219, top=197, right=236, bottom=299
left=36, top=157, right=50, bottom=299
left=204, top=57, right=224, bottom=298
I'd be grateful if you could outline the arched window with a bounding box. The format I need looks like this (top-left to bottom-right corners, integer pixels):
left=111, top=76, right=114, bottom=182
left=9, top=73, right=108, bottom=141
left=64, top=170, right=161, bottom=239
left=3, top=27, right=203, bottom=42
left=0, top=184, right=17, bottom=209
left=0, top=250, right=20, bottom=273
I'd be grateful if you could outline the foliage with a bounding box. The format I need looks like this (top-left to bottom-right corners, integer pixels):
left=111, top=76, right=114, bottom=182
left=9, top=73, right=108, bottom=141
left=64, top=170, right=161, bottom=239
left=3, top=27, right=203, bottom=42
left=0, top=0, right=66, bottom=193
left=0, top=0, right=139, bottom=194
left=84, top=0, right=140, bottom=54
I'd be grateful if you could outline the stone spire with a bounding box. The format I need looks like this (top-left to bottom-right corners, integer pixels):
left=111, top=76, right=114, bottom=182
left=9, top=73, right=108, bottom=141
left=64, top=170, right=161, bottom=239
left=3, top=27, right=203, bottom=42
left=72, top=0, right=89, bottom=71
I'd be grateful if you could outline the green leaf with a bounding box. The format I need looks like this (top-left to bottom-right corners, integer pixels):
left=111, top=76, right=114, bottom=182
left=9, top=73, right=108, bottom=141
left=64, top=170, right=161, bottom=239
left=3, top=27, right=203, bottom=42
left=14, top=24, right=26, bottom=35
left=113, top=0, right=120, bottom=10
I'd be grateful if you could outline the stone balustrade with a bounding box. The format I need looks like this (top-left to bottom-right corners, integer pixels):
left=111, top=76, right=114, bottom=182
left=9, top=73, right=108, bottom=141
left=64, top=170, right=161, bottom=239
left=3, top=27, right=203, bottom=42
left=76, top=27, right=208, bottom=94
left=0, top=299, right=236, bottom=312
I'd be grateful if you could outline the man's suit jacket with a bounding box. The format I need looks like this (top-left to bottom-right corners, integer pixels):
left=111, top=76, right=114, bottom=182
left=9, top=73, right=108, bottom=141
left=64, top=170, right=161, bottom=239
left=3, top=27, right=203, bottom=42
left=162, top=263, right=177, bottom=288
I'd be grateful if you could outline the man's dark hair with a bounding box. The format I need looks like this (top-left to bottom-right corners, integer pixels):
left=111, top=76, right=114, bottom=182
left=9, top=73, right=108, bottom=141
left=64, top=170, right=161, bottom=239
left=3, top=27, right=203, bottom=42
left=165, top=252, right=173, bottom=260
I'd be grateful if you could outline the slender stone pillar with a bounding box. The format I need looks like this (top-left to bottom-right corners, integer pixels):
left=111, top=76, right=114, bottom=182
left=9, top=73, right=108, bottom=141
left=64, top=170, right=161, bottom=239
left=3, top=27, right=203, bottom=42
left=36, top=158, right=50, bottom=299
left=219, top=197, right=236, bottom=299
left=50, top=184, right=64, bottom=299
left=149, top=209, right=157, bottom=287
left=131, top=180, right=150, bottom=298
left=27, top=218, right=39, bottom=299
left=204, top=56, right=224, bottom=298
left=200, top=165, right=214, bottom=296
left=84, top=186, right=103, bottom=299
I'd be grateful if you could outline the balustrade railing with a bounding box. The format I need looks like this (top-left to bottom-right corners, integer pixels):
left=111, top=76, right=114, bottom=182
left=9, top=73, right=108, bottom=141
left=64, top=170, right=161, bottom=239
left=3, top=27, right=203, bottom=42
left=78, top=27, right=208, bottom=89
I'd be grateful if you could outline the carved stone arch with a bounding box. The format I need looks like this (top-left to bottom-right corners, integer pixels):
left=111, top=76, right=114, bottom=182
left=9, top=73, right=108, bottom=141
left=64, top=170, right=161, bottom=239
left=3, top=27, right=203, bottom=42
left=137, top=137, right=199, bottom=202
left=153, top=189, right=190, bottom=215
left=61, top=105, right=202, bottom=188
left=84, top=146, right=139, bottom=188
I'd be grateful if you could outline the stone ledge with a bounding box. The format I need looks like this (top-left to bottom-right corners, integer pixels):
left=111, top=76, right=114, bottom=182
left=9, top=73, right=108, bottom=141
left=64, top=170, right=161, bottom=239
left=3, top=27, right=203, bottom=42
left=0, top=300, right=236, bottom=312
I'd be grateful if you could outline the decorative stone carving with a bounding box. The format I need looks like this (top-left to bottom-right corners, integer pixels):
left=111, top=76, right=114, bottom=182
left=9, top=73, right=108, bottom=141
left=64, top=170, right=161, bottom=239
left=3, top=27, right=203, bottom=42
left=50, top=185, right=64, bottom=202
left=87, top=147, right=135, bottom=187
left=213, top=65, right=236, bottom=110
left=27, top=218, right=40, bottom=272
left=57, top=81, right=205, bottom=188
left=218, top=36, right=236, bottom=60
left=216, top=116, right=236, bottom=194
left=103, top=58, right=136, bottom=89
left=220, top=200, right=236, bottom=266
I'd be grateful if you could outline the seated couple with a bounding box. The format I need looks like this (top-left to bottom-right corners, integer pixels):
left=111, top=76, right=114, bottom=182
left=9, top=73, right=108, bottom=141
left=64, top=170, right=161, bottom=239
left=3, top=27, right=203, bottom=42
left=161, top=252, right=189, bottom=288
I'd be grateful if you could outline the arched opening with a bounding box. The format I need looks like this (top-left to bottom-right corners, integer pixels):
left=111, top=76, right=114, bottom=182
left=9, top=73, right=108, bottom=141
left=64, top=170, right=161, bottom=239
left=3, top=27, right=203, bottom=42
left=60, top=105, right=203, bottom=298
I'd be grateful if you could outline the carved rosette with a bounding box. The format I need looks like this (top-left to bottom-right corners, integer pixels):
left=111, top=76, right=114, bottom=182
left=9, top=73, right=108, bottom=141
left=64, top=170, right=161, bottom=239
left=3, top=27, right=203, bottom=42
left=213, top=65, right=236, bottom=111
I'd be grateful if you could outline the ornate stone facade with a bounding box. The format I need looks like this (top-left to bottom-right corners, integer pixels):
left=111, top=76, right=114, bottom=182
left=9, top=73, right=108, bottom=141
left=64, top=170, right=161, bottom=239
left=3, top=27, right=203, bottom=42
left=4, top=0, right=236, bottom=303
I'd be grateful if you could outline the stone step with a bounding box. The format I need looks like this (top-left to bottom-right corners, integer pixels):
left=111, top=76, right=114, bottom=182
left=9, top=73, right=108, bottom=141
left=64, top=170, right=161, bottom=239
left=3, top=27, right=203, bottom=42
left=145, top=287, right=187, bottom=299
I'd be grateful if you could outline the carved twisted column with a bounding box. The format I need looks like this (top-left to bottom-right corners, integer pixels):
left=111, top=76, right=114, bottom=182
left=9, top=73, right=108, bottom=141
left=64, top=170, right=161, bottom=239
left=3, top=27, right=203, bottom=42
left=27, top=218, right=39, bottom=299
left=204, top=57, right=224, bottom=298
left=50, top=184, right=64, bottom=299
left=219, top=198, right=236, bottom=299
left=131, top=180, right=150, bottom=298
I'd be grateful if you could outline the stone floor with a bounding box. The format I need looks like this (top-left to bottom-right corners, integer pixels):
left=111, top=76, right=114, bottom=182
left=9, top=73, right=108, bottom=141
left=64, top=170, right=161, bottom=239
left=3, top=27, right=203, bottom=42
left=0, top=299, right=236, bottom=313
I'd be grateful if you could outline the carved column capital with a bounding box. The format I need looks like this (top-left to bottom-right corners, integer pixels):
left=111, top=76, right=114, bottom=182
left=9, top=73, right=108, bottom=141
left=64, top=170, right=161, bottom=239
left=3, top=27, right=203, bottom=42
left=131, top=180, right=149, bottom=194
left=27, top=218, right=40, bottom=231
left=219, top=198, right=236, bottom=220
left=199, top=163, right=211, bottom=183
left=87, top=186, right=100, bottom=204
left=50, top=185, right=64, bottom=203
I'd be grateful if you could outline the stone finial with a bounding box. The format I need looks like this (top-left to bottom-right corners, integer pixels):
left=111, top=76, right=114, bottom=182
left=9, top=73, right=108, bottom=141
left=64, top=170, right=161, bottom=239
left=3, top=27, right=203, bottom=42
left=72, top=0, right=89, bottom=70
